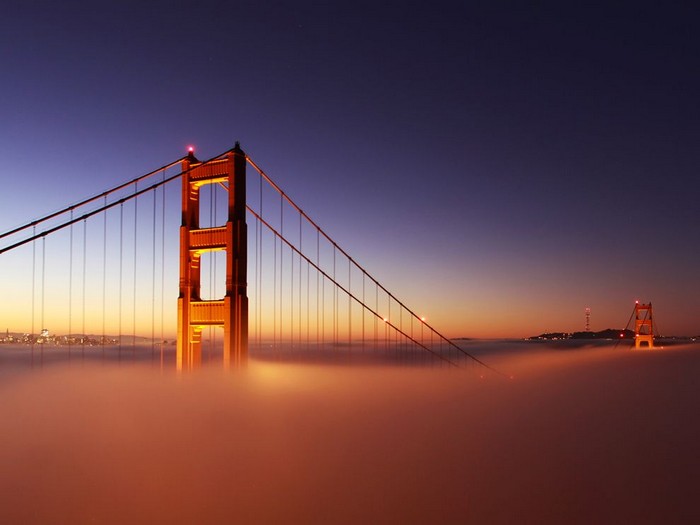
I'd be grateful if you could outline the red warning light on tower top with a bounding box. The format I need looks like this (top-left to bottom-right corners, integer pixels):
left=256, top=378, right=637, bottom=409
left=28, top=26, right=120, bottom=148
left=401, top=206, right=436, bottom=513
left=188, top=145, right=195, bottom=153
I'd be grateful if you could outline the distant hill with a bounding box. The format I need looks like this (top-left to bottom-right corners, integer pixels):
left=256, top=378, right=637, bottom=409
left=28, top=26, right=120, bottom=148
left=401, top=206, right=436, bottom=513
left=528, top=330, right=699, bottom=343
left=528, top=329, right=634, bottom=340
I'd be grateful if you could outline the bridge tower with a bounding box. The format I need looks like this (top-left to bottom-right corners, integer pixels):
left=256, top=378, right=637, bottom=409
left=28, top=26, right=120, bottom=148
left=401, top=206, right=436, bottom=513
left=634, top=301, right=654, bottom=349
left=177, top=143, right=248, bottom=370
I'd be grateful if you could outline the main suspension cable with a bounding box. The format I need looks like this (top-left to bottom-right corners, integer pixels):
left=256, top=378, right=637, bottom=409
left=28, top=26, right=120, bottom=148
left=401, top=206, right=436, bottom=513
left=0, top=150, right=234, bottom=256
left=245, top=156, right=485, bottom=368
left=0, top=157, right=185, bottom=242
left=247, top=207, right=459, bottom=367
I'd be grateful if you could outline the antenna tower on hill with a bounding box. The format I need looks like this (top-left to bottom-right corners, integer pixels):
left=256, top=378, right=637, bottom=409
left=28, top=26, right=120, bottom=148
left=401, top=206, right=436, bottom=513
left=585, top=307, right=591, bottom=332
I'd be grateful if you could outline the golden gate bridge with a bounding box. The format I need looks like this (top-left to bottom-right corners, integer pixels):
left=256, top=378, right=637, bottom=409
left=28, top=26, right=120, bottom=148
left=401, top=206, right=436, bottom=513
left=0, top=143, right=502, bottom=375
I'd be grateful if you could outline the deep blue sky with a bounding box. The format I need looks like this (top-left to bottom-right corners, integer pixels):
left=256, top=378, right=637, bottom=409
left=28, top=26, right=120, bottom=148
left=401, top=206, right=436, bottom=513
left=1, top=1, right=698, bottom=336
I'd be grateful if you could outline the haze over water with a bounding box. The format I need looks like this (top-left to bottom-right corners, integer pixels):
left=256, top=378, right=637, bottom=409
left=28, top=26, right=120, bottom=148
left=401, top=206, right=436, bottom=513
left=1, top=341, right=698, bottom=524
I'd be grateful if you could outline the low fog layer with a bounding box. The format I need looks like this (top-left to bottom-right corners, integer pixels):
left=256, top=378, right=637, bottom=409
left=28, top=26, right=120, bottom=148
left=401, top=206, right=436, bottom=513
left=1, top=343, right=698, bottom=524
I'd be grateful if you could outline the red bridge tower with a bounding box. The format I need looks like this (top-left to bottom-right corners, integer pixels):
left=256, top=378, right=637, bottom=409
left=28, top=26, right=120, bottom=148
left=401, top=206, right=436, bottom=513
left=177, top=143, right=248, bottom=369
left=634, top=301, right=654, bottom=349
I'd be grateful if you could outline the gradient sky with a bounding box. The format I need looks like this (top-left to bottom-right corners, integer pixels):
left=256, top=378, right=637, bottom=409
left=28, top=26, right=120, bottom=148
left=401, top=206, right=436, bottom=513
left=1, top=1, right=698, bottom=337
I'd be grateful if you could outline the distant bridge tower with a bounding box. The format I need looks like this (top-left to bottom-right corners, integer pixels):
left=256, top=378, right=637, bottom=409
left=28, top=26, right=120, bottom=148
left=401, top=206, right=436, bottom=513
left=177, top=143, right=248, bottom=370
left=634, top=301, right=654, bottom=349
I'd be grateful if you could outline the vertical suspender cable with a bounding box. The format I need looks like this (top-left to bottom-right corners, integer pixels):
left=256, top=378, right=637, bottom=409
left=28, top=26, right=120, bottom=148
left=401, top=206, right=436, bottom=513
left=102, top=196, right=107, bottom=357
left=290, top=221, right=294, bottom=350
left=299, top=212, right=302, bottom=350
left=41, top=236, right=45, bottom=339
left=321, top=245, right=325, bottom=350
left=258, top=166, right=263, bottom=350
left=333, top=246, right=336, bottom=346
left=82, top=218, right=87, bottom=358
left=118, top=202, right=123, bottom=356
left=280, top=194, right=284, bottom=347
left=375, top=282, right=378, bottom=350
left=41, top=236, right=45, bottom=363
left=395, top=300, right=399, bottom=354
left=348, top=259, right=351, bottom=348
left=306, top=261, right=311, bottom=350
left=305, top=219, right=309, bottom=350
left=253, top=179, right=259, bottom=346
left=160, top=170, right=166, bottom=368
left=289, top=209, right=292, bottom=350
left=387, top=295, right=391, bottom=352
left=133, top=183, right=138, bottom=354
left=291, top=219, right=295, bottom=350
left=361, top=273, right=365, bottom=351
left=316, top=227, right=320, bottom=347
left=273, top=222, right=277, bottom=350
left=68, top=211, right=73, bottom=357
left=31, top=226, right=36, bottom=355
left=151, top=186, right=157, bottom=357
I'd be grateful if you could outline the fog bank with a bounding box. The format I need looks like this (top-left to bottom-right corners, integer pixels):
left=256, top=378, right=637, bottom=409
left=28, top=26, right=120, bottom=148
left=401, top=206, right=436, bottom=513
left=1, top=343, right=698, bottom=524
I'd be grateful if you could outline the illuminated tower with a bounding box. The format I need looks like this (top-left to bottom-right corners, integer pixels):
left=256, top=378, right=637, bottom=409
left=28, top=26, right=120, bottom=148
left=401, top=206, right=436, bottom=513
left=634, top=301, right=654, bottom=349
left=585, top=307, right=591, bottom=332
left=177, top=143, right=248, bottom=370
